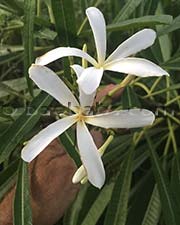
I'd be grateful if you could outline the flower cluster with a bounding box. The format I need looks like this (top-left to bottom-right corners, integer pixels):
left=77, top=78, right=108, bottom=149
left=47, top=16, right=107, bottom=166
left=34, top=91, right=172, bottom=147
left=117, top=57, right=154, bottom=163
left=21, top=7, right=168, bottom=188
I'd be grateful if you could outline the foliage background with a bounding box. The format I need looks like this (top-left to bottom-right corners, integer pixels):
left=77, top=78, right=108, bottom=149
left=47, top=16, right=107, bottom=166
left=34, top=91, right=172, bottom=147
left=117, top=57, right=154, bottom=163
left=0, top=0, right=180, bottom=224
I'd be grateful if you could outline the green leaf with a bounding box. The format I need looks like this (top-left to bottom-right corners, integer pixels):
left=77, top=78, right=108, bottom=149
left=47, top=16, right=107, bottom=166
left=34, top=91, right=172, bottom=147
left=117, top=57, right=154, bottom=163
left=23, top=0, right=36, bottom=96
left=51, top=0, right=76, bottom=46
left=64, top=184, right=89, bottom=225
left=0, top=3, right=16, bottom=14
left=0, top=77, right=27, bottom=98
left=0, top=81, right=28, bottom=101
left=0, top=0, right=23, bottom=15
left=143, top=0, right=159, bottom=15
left=35, top=28, right=57, bottom=41
left=107, top=15, right=172, bottom=32
left=141, top=185, right=161, bottom=225
left=0, top=52, right=23, bottom=66
left=144, top=83, right=180, bottom=97
left=155, top=3, right=171, bottom=62
left=113, top=0, right=144, bottom=23
left=122, top=86, right=141, bottom=108
left=0, top=92, right=52, bottom=163
left=0, top=159, right=19, bottom=201
left=104, top=145, right=134, bottom=225
left=162, top=54, right=180, bottom=71
left=13, top=160, right=32, bottom=225
left=59, top=130, right=81, bottom=166
left=145, top=133, right=180, bottom=225
left=171, top=153, right=180, bottom=205
left=126, top=172, right=154, bottom=225
left=158, top=15, right=180, bottom=36
left=51, top=0, right=76, bottom=82
left=81, top=183, right=114, bottom=225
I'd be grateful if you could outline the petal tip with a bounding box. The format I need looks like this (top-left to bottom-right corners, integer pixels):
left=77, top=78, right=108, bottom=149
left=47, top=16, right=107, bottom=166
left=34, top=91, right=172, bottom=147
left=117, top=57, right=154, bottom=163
left=93, top=178, right=105, bottom=189
left=86, top=6, right=99, bottom=14
left=72, top=175, right=79, bottom=184
left=150, top=112, right=155, bottom=125
left=88, top=168, right=105, bottom=189
left=142, top=109, right=155, bottom=125
left=158, top=69, right=169, bottom=77
left=28, top=63, right=36, bottom=73
left=35, top=57, right=41, bottom=65
left=35, top=55, right=48, bottom=65
left=21, top=151, right=31, bottom=163
left=144, top=28, right=156, bottom=37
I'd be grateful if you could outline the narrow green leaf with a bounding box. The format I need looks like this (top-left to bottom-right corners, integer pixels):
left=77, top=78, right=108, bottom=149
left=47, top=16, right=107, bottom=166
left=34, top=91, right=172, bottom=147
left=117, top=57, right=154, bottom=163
left=104, top=145, right=134, bottom=225
left=126, top=172, right=154, bottom=225
left=63, top=184, right=89, bottom=225
left=0, top=92, right=52, bottom=163
left=107, top=15, right=172, bottom=32
left=23, top=0, right=36, bottom=96
left=0, top=160, right=19, bottom=201
left=162, top=54, right=180, bottom=71
left=51, top=0, right=76, bottom=82
left=155, top=3, right=171, bottom=62
left=113, top=0, right=144, bottom=23
left=0, top=52, right=23, bottom=66
left=144, top=83, right=180, bottom=97
left=143, top=0, right=159, bottom=15
left=0, top=78, right=27, bottom=98
left=0, top=3, right=16, bottom=14
left=171, top=153, right=180, bottom=205
left=81, top=183, right=114, bottom=225
left=158, top=15, right=180, bottom=36
left=59, top=130, right=81, bottom=166
left=141, top=185, right=161, bottom=225
left=51, top=0, right=76, bottom=46
left=145, top=133, right=180, bottom=225
left=13, top=160, right=32, bottom=225
left=122, top=86, right=141, bottom=109
left=1, top=0, right=23, bottom=15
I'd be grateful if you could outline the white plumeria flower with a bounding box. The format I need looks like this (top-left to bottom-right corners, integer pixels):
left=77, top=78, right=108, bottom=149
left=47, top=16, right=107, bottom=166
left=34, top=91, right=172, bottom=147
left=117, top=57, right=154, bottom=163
left=35, top=7, right=169, bottom=95
left=21, top=64, right=155, bottom=188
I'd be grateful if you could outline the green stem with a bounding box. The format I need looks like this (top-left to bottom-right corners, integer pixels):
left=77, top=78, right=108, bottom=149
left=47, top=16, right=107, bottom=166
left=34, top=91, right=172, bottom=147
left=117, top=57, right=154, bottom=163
left=108, top=75, right=135, bottom=97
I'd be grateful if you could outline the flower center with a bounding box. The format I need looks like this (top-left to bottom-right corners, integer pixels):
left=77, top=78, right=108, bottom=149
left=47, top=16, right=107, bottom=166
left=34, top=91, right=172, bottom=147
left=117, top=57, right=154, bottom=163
left=75, top=108, right=87, bottom=122
left=95, top=63, right=104, bottom=69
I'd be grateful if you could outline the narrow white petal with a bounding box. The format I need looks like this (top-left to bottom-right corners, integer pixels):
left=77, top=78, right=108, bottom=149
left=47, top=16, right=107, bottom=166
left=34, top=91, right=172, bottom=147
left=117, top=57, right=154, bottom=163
left=106, top=29, right=156, bottom=63
left=35, top=47, right=97, bottom=66
left=71, top=64, right=96, bottom=109
left=21, top=116, right=76, bottom=162
left=86, top=109, right=155, bottom=129
left=79, top=90, right=96, bottom=110
left=71, top=64, right=84, bottom=79
left=76, top=122, right=105, bottom=188
left=104, top=58, right=169, bottom=77
left=86, top=7, right=106, bottom=64
left=77, top=67, right=103, bottom=95
left=29, top=65, right=79, bottom=111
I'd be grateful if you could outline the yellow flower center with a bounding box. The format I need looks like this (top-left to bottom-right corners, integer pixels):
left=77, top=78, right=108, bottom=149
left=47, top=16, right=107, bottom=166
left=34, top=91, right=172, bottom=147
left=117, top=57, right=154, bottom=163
left=75, top=107, right=87, bottom=122
left=95, top=63, right=104, bottom=69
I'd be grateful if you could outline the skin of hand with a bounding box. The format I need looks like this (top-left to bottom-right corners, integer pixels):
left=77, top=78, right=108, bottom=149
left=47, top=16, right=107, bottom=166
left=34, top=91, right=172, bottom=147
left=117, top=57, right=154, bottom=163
left=0, top=139, right=79, bottom=225
left=0, top=84, right=119, bottom=225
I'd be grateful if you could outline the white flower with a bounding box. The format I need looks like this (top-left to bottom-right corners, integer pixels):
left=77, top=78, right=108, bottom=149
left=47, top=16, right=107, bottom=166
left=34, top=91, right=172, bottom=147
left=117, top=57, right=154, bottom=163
left=21, top=64, right=155, bottom=188
left=35, top=7, right=169, bottom=95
